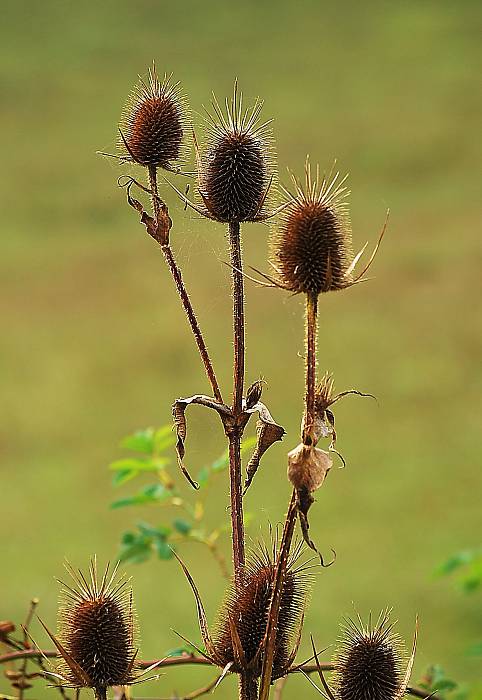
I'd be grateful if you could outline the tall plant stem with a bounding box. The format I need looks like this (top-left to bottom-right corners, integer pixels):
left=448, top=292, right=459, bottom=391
left=147, top=166, right=223, bottom=404
left=258, top=491, right=298, bottom=700
left=228, top=220, right=246, bottom=585
left=304, top=293, right=318, bottom=442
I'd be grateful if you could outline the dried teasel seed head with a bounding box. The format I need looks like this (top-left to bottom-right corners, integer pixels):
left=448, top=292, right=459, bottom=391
left=119, top=64, right=188, bottom=170
left=271, top=160, right=353, bottom=296
left=55, top=559, right=137, bottom=690
left=213, top=544, right=310, bottom=680
left=196, top=83, right=275, bottom=223
left=333, top=610, right=409, bottom=700
left=287, top=443, right=332, bottom=494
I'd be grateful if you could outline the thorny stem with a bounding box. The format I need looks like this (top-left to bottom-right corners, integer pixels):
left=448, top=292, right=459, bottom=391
left=258, top=491, right=298, bottom=700
left=304, top=293, right=318, bottom=443
left=17, top=599, right=38, bottom=700
left=0, top=650, right=445, bottom=700
left=147, top=165, right=223, bottom=404
left=228, top=221, right=246, bottom=585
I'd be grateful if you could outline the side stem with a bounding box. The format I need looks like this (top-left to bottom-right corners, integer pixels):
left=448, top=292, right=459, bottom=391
left=304, top=293, right=318, bottom=443
left=228, top=221, right=246, bottom=584
left=258, top=491, right=298, bottom=700
left=147, top=166, right=223, bottom=403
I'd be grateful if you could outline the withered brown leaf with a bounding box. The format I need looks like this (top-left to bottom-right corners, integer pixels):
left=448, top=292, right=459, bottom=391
left=172, top=394, right=232, bottom=489
left=244, top=402, right=285, bottom=493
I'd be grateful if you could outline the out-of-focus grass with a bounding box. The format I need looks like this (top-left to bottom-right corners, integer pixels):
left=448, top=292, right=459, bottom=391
left=1, top=1, right=481, bottom=698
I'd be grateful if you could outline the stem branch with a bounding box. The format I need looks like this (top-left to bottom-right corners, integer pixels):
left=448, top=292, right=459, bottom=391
left=0, top=649, right=448, bottom=700
left=147, top=165, right=223, bottom=404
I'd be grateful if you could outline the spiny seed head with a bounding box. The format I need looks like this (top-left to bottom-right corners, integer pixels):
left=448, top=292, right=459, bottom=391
left=333, top=610, right=407, bottom=700
left=271, top=160, right=353, bottom=296
left=196, top=83, right=275, bottom=223
left=56, top=559, right=137, bottom=689
left=213, top=544, right=310, bottom=679
left=119, top=64, right=188, bottom=170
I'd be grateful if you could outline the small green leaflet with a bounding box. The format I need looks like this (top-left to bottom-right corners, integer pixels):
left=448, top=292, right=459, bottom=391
left=111, top=483, right=173, bottom=509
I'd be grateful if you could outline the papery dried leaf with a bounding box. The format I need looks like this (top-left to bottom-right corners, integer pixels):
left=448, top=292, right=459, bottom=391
left=287, top=444, right=334, bottom=561
left=244, top=402, right=285, bottom=493
left=172, top=395, right=232, bottom=490
left=126, top=184, right=171, bottom=246
left=287, top=444, right=332, bottom=493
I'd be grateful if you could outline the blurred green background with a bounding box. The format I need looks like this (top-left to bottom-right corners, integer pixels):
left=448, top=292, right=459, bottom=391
left=1, top=0, right=481, bottom=698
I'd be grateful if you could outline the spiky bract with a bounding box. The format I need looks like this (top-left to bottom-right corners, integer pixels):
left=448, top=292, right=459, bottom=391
left=333, top=610, right=406, bottom=700
left=271, top=161, right=353, bottom=296
left=119, top=65, right=188, bottom=170
left=213, top=544, right=309, bottom=680
left=197, top=85, right=275, bottom=223
left=57, top=560, right=137, bottom=689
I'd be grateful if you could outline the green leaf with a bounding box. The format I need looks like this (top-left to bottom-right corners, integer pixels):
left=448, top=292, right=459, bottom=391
left=119, top=532, right=152, bottom=564
left=118, top=522, right=173, bottom=564
left=155, top=538, right=174, bottom=559
left=120, top=428, right=155, bottom=454
left=196, top=465, right=211, bottom=488
left=109, top=457, right=169, bottom=472
left=138, top=521, right=172, bottom=538
left=110, top=484, right=172, bottom=509
left=154, top=426, right=175, bottom=453
left=436, top=550, right=479, bottom=577
left=173, top=518, right=192, bottom=535
left=164, top=644, right=199, bottom=657
left=112, top=468, right=139, bottom=487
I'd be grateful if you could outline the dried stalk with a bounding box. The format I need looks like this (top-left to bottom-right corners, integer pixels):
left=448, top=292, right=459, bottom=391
left=0, top=650, right=443, bottom=700
left=258, top=492, right=298, bottom=700
left=147, top=165, right=223, bottom=404
left=304, top=293, right=318, bottom=442
left=227, top=220, right=246, bottom=583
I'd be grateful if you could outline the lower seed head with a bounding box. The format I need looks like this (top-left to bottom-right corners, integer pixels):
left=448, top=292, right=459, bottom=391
left=213, top=549, right=308, bottom=679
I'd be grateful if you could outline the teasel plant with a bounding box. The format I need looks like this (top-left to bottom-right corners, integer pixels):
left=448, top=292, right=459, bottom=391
left=2, top=64, right=455, bottom=700
left=102, top=65, right=411, bottom=700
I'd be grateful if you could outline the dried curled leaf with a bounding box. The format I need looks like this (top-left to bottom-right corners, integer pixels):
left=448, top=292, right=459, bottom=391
left=172, top=395, right=232, bottom=489
left=244, top=401, right=285, bottom=493
left=287, top=443, right=332, bottom=493
left=125, top=179, right=172, bottom=246
left=287, top=444, right=334, bottom=562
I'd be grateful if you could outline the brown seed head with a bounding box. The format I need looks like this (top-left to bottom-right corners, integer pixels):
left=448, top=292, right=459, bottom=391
left=119, top=64, right=188, bottom=170
left=333, top=610, right=407, bottom=700
left=57, top=560, right=137, bottom=689
left=213, top=545, right=310, bottom=679
left=197, top=83, right=275, bottom=223
left=271, top=160, right=353, bottom=295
